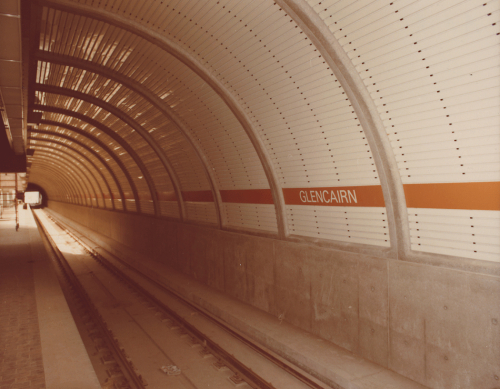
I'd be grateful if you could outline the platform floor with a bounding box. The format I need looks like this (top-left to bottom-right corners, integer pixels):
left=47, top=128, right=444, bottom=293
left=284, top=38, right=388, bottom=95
left=0, top=207, right=46, bottom=389
left=0, top=206, right=99, bottom=389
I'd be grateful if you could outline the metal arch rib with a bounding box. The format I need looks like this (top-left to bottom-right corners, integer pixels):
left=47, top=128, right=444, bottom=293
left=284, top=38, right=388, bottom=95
left=32, top=164, right=80, bottom=205
left=36, top=50, right=223, bottom=228
left=36, top=83, right=184, bottom=220
left=29, top=170, right=71, bottom=202
left=29, top=142, right=106, bottom=207
left=33, top=153, right=92, bottom=205
left=33, top=151, right=99, bottom=207
left=29, top=136, right=114, bottom=209
left=29, top=166, right=71, bottom=201
left=37, top=120, right=133, bottom=210
left=277, top=0, right=409, bottom=259
left=33, top=125, right=127, bottom=209
left=34, top=104, right=150, bottom=214
left=33, top=156, right=90, bottom=206
left=38, top=116, right=138, bottom=212
left=38, top=0, right=286, bottom=238
left=34, top=125, right=125, bottom=209
left=30, top=160, right=83, bottom=205
left=29, top=175, right=64, bottom=201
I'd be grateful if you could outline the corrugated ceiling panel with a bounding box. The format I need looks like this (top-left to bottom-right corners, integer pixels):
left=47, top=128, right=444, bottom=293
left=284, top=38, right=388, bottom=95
left=185, top=202, right=218, bottom=224
left=160, top=201, right=180, bottom=219
left=36, top=60, right=176, bottom=201
left=39, top=111, right=139, bottom=211
left=308, top=0, right=500, bottom=257
left=224, top=203, right=278, bottom=232
left=29, top=142, right=107, bottom=207
left=308, top=0, right=500, bottom=185
left=42, top=12, right=269, bottom=192
left=139, top=200, right=155, bottom=215
left=287, top=206, right=390, bottom=246
left=31, top=154, right=89, bottom=205
left=37, top=91, right=154, bottom=209
left=29, top=171, right=66, bottom=201
left=52, top=0, right=392, bottom=241
left=31, top=130, right=121, bottom=201
left=408, top=208, right=500, bottom=262
left=89, top=76, right=210, bottom=192
left=32, top=151, right=93, bottom=204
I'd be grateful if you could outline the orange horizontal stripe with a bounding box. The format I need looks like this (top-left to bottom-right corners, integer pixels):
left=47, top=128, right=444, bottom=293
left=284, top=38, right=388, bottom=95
left=220, top=189, right=274, bottom=204
left=404, top=182, right=500, bottom=211
left=283, top=186, right=385, bottom=207
left=92, top=183, right=499, bottom=211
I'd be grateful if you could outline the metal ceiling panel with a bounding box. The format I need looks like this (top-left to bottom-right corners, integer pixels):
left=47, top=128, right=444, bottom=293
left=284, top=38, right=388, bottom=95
left=0, top=0, right=19, bottom=15
left=48, top=1, right=385, bottom=235
left=308, top=0, right=500, bottom=257
left=409, top=208, right=500, bottom=262
left=38, top=111, right=142, bottom=211
left=0, top=61, right=21, bottom=88
left=0, top=15, right=20, bottom=60
left=0, top=3, right=25, bottom=156
left=287, top=205, right=390, bottom=247
left=224, top=203, right=278, bottom=233
left=185, top=202, right=218, bottom=224
left=29, top=0, right=498, bottom=251
left=29, top=132, right=121, bottom=202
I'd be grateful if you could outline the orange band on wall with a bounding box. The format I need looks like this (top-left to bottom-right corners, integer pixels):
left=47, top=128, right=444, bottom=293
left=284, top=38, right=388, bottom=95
left=282, top=186, right=385, bottom=207
left=403, top=182, right=500, bottom=211
left=128, top=182, right=500, bottom=210
left=220, top=189, right=274, bottom=204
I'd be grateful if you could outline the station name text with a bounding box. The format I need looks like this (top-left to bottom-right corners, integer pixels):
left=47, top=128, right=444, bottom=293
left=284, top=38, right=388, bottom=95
left=299, top=189, right=357, bottom=204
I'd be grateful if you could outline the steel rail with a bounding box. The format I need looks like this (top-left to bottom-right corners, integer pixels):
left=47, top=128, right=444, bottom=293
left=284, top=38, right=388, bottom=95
left=46, top=211, right=328, bottom=389
left=33, top=209, right=148, bottom=389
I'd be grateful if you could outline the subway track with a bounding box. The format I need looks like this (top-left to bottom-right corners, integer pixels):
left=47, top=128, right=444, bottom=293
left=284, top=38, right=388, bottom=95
left=33, top=209, right=327, bottom=389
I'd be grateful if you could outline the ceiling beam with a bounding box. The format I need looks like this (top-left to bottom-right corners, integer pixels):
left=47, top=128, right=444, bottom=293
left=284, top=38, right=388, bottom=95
left=33, top=125, right=128, bottom=208
left=35, top=83, right=184, bottom=219
left=36, top=50, right=223, bottom=228
left=277, top=0, right=409, bottom=259
left=39, top=0, right=286, bottom=237
left=33, top=104, right=156, bottom=214
left=29, top=136, right=114, bottom=208
left=33, top=150, right=98, bottom=207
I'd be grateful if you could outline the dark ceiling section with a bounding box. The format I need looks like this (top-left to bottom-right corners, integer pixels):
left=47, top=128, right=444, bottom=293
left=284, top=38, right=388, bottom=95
left=0, top=120, right=26, bottom=172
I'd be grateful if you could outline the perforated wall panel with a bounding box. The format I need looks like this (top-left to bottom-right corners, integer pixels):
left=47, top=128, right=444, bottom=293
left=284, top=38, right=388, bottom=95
left=185, top=202, right=218, bottom=225
left=59, top=0, right=391, bottom=238
left=287, top=205, right=390, bottom=246
left=160, top=201, right=180, bottom=219
left=409, top=208, right=500, bottom=262
left=307, top=0, right=500, bottom=184
left=308, top=0, right=500, bottom=257
left=224, top=203, right=278, bottom=232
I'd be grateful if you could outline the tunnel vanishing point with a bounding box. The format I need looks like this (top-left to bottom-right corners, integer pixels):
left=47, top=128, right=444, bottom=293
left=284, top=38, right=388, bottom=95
left=0, top=1, right=499, bottom=388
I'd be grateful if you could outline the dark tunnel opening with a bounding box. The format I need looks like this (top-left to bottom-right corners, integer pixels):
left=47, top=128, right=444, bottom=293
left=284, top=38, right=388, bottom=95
left=25, top=182, right=48, bottom=207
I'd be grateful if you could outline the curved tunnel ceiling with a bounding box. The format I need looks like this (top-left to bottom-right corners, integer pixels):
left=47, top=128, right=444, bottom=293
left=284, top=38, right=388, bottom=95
left=27, top=0, right=500, bottom=264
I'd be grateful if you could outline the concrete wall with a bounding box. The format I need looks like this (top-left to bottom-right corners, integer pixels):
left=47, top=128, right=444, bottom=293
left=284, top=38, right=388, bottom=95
left=47, top=201, right=500, bottom=389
